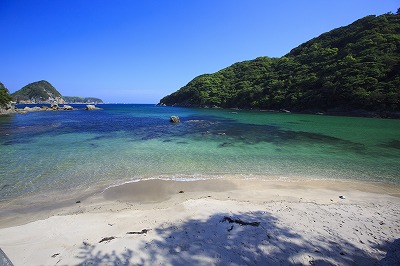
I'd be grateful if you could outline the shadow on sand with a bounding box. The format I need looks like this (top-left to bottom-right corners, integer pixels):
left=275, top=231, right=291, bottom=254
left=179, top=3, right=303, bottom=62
left=377, top=238, right=400, bottom=265
left=74, top=211, right=396, bottom=265
left=76, top=243, right=134, bottom=266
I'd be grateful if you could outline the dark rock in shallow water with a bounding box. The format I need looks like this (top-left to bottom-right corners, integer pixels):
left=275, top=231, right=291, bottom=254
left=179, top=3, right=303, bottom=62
left=219, top=142, right=233, bottom=148
left=170, top=116, right=180, bottom=123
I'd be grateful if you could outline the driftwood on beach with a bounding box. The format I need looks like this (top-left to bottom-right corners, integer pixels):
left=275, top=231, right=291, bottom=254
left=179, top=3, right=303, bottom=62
left=98, top=236, right=116, bottom=243
left=126, top=229, right=151, bottom=235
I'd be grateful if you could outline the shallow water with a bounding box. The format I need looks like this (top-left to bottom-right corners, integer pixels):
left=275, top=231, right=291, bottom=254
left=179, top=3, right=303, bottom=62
left=0, top=104, right=399, bottom=203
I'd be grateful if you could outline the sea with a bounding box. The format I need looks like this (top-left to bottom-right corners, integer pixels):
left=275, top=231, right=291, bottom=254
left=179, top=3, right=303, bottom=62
left=0, top=104, right=399, bottom=206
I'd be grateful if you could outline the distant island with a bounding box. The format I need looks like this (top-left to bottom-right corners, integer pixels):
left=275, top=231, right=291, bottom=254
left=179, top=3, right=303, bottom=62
left=159, top=12, right=400, bottom=118
left=62, top=96, right=103, bottom=104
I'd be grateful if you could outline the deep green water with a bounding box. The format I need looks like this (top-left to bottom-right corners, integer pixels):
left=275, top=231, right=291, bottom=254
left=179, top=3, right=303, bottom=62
left=0, top=104, right=399, bottom=203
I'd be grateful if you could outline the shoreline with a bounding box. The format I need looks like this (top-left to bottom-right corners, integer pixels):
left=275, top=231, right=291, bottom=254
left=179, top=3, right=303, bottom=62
left=158, top=103, right=400, bottom=119
left=0, top=103, right=103, bottom=115
left=1, top=177, right=400, bottom=228
left=0, top=177, right=400, bottom=265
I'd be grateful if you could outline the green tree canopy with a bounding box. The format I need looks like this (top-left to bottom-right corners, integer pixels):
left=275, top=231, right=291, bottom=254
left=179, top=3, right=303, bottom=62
left=0, top=82, right=13, bottom=107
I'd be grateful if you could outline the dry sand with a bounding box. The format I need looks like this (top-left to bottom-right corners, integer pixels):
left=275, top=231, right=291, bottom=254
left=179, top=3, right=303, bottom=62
left=0, top=178, right=400, bottom=265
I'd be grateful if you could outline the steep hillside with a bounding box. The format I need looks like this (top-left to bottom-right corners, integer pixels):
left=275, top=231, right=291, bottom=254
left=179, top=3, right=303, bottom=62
left=12, top=80, right=63, bottom=104
left=159, top=12, right=400, bottom=116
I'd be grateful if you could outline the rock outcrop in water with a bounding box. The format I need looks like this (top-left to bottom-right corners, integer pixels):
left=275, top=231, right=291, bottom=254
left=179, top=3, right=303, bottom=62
left=85, top=104, right=102, bottom=110
left=170, top=116, right=180, bottom=123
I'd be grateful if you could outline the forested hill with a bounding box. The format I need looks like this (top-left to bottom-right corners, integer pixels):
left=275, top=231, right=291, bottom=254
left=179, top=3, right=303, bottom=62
left=12, top=80, right=63, bottom=103
left=159, top=12, right=400, bottom=116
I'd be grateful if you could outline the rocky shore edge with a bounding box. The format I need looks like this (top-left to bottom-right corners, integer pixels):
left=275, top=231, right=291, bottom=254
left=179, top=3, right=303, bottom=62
left=157, top=102, right=400, bottom=119
left=0, top=103, right=101, bottom=115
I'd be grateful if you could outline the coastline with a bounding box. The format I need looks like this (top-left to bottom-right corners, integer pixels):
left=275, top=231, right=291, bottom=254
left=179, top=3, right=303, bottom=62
left=0, top=103, right=105, bottom=115
left=0, top=178, right=399, bottom=265
left=158, top=103, right=400, bottom=119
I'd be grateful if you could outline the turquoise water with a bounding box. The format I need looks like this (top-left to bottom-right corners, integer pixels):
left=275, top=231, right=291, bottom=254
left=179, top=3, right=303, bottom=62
left=0, top=104, right=399, bottom=203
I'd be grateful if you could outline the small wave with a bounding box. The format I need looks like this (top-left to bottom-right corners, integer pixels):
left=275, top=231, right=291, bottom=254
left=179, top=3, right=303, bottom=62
left=102, top=174, right=222, bottom=193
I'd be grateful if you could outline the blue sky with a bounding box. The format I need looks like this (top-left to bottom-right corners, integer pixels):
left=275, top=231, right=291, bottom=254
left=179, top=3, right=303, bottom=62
left=0, top=1, right=398, bottom=103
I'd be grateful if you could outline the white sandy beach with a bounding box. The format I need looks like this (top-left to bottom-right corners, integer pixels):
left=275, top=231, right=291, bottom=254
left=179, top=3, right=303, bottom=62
left=0, top=178, right=400, bottom=265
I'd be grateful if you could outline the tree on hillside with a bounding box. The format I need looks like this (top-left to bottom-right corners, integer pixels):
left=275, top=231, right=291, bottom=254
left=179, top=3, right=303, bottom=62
left=0, top=82, right=13, bottom=107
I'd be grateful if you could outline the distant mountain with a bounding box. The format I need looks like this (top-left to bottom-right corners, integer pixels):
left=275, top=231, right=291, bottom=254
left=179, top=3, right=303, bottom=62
left=12, top=80, right=64, bottom=104
left=63, top=96, right=103, bottom=104
left=159, top=12, right=400, bottom=117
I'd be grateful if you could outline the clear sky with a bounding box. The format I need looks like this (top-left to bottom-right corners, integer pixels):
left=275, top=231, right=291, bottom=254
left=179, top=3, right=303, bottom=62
left=0, top=1, right=398, bottom=103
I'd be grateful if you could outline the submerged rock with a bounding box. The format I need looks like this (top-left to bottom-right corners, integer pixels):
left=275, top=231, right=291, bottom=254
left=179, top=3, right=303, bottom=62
left=170, top=116, right=180, bottom=123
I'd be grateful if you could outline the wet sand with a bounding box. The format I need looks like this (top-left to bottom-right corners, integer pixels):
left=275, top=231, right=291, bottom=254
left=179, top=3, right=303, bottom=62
left=0, top=178, right=399, bottom=265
